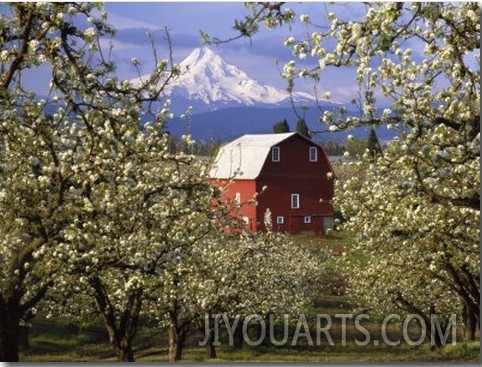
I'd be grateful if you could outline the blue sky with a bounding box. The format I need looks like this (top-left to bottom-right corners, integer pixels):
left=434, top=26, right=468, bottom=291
left=22, top=2, right=405, bottom=105
left=101, top=2, right=365, bottom=103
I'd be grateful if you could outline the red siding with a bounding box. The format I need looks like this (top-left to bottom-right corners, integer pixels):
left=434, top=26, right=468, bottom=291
left=255, top=135, right=334, bottom=234
left=210, top=178, right=258, bottom=232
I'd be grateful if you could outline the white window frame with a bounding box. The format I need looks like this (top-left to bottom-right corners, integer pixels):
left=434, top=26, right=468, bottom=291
left=304, top=215, right=312, bottom=224
left=242, top=216, right=249, bottom=224
left=276, top=216, right=284, bottom=224
left=235, top=192, right=241, bottom=204
left=291, top=193, right=300, bottom=209
left=272, top=146, right=280, bottom=162
left=309, top=146, right=318, bottom=162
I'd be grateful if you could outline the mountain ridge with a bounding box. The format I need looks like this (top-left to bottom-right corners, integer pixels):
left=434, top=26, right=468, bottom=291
left=130, top=47, right=397, bottom=143
left=165, top=105, right=398, bottom=143
left=135, top=47, right=317, bottom=113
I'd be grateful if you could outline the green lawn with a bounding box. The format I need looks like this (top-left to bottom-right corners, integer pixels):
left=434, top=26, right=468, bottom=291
left=20, top=232, right=480, bottom=362
left=21, top=308, right=480, bottom=362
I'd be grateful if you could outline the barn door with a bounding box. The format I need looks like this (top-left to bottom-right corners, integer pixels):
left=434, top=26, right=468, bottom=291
left=289, top=216, right=300, bottom=234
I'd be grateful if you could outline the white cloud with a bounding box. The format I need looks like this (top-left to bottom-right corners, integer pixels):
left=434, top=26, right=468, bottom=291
left=99, top=38, right=145, bottom=52
left=106, top=12, right=161, bottom=31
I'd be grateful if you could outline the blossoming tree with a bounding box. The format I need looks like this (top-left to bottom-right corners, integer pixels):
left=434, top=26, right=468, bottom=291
left=1, top=3, right=326, bottom=362
left=0, top=2, right=181, bottom=361
left=146, top=198, right=322, bottom=361
left=220, top=2, right=480, bottom=344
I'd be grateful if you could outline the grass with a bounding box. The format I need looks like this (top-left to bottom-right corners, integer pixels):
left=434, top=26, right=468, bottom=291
left=19, top=231, right=480, bottom=362
left=441, top=341, right=480, bottom=360
left=21, top=316, right=480, bottom=362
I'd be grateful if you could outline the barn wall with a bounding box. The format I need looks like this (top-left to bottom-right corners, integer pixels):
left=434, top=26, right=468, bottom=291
left=210, top=178, right=258, bottom=232
left=256, top=135, right=334, bottom=234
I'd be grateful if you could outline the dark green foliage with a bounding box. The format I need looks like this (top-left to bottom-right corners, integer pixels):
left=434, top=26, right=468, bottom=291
left=273, top=119, right=290, bottom=133
left=295, top=119, right=311, bottom=138
left=345, top=137, right=367, bottom=158
left=320, top=140, right=345, bottom=156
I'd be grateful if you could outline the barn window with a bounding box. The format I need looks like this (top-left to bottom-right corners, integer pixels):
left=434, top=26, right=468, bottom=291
left=277, top=216, right=284, bottom=224
left=304, top=215, right=312, bottom=224
left=291, top=194, right=300, bottom=209
left=309, top=147, right=318, bottom=162
left=235, top=192, right=241, bottom=204
left=272, top=146, right=280, bottom=162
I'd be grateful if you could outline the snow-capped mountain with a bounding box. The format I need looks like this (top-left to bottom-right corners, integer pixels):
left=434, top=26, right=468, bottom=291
left=132, top=47, right=382, bottom=143
left=135, top=47, right=315, bottom=113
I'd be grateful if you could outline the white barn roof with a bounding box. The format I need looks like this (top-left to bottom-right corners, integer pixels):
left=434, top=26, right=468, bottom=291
left=210, top=132, right=296, bottom=180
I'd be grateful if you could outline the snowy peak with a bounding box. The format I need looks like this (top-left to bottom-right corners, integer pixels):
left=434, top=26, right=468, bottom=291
left=163, top=47, right=314, bottom=112
left=181, top=47, right=223, bottom=69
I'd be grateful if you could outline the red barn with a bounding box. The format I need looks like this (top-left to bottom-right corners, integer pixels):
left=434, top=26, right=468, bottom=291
left=209, top=132, right=335, bottom=234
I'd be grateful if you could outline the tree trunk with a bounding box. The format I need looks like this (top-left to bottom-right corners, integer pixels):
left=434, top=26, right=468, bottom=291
left=168, top=322, right=190, bottom=362
left=463, top=302, right=478, bottom=341
left=0, top=297, right=21, bottom=362
left=103, top=324, right=137, bottom=362
left=90, top=276, right=142, bottom=362
left=233, top=324, right=243, bottom=350
left=114, top=338, right=134, bottom=362
left=19, top=326, right=30, bottom=350
left=204, top=330, right=217, bottom=359
left=206, top=341, right=217, bottom=359
left=257, top=318, right=267, bottom=346
left=168, top=323, right=182, bottom=362
left=196, top=318, right=217, bottom=359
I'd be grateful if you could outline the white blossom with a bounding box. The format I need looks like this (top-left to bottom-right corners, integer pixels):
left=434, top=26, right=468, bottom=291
left=83, top=27, right=96, bottom=38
